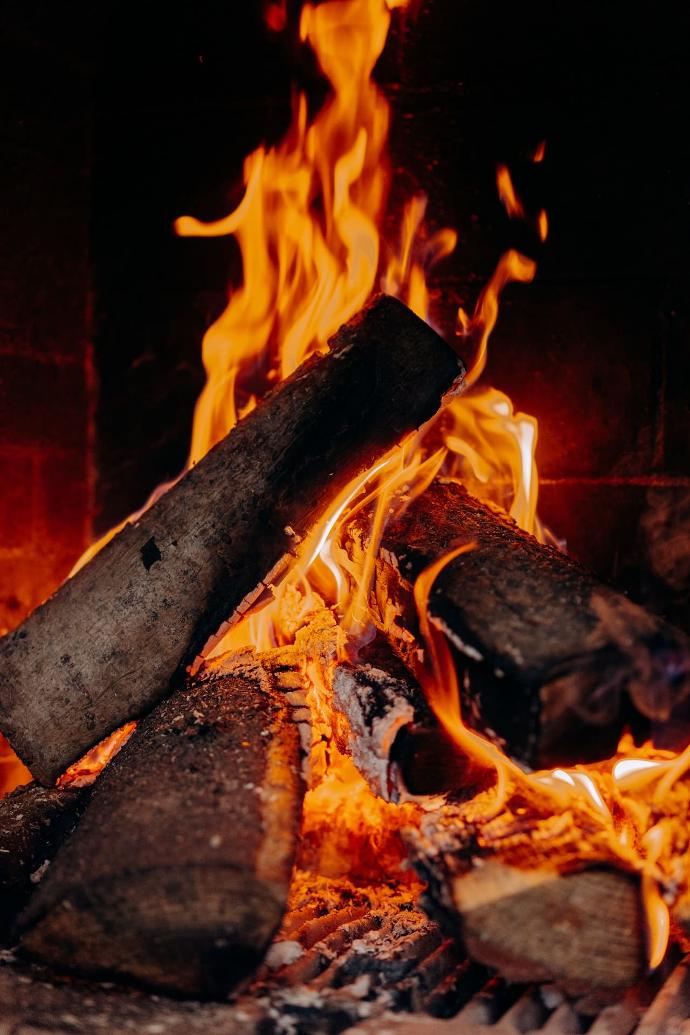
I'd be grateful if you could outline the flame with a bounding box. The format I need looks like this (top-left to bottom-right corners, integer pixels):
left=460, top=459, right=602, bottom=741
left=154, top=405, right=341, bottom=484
left=1, top=0, right=685, bottom=985
left=175, top=0, right=402, bottom=465
left=496, top=164, right=525, bottom=220
left=1, top=0, right=555, bottom=828
left=412, top=548, right=687, bottom=969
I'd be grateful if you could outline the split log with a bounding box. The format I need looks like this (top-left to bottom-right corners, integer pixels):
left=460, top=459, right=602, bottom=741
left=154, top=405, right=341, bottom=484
left=0, top=782, right=87, bottom=940
left=435, top=860, right=643, bottom=993
left=0, top=295, right=464, bottom=785
left=19, top=650, right=307, bottom=998
left=366, top=479, right=690, bottom=767
left=406, top=799, right=645, bottom=993
left=332, top=638, right=483, bottom=800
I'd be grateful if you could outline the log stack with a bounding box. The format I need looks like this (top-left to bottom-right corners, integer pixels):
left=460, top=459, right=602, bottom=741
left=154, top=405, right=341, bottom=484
left=1, top=295, right=689, bottom=1003
left=361, top=479, right=690, bottom=767
left=0, top=296, right=464, bottom=786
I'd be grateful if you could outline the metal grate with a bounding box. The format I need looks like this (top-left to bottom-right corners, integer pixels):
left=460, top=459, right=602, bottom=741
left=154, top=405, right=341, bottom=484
left=1, top=899, right=689, bottom=1033
left=238, top=892, right=690, bottom=1034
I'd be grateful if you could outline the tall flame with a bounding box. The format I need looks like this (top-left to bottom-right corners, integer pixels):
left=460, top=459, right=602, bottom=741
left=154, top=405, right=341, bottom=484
left=0, top=0, right=551, bottom=806
left=3, top=0, right=684, bottom=976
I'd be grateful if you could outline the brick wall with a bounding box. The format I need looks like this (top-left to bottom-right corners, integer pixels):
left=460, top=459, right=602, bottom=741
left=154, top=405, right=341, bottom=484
left=385, top=0, right=690, bottom=623
left=0, top=3, right=95, bottom=632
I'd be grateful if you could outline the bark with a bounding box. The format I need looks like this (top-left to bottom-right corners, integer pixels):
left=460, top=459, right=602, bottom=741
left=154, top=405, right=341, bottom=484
left=0, top=295, right=464, bottom=785
left=0, top=781, right=87, bottom=940
left=368, top=479, right=690, bottom=767
left=332, top=637, right=480, bottom=800
left=406, top=800, right=644, bottom=993
left=19, top=650, right=307, bottom=999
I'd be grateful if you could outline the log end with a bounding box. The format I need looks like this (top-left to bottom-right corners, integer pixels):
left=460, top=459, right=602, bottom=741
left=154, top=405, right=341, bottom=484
left=0, top=782, right=86, bottom=941
left=18, top=658, right=306, bottom=998
left=449, top=860, right=644, bottom=994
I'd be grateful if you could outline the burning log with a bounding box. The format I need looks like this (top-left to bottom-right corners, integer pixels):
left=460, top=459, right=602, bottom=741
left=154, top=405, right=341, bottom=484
left=0, top=782, right=88, bottom=941
left=19, top=650, right=307, bottom=998
left=332, top=638, right=482, bottom=800
left=406, top=794, right=646, bottom=994
left=366, top=479, right=690, bottom=767
left=429, top=859, right=643, bottom=993
left=0, top=295, right=464, bottom=785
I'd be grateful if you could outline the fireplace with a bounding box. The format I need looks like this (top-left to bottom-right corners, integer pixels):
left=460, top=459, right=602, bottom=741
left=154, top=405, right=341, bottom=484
left=1, top=0, right=690, bottom=1031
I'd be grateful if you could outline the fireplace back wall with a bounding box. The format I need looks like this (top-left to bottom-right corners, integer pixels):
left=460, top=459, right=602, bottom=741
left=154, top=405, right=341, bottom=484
left=1, top=0, right=689, bottom=632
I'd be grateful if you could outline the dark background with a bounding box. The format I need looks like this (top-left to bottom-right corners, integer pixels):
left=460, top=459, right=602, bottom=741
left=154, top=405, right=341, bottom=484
left=1, top=0, right=689, bottom=629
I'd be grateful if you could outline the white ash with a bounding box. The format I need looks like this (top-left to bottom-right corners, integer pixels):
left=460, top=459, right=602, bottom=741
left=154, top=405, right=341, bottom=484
left=264, top=939, right=304, bottom=970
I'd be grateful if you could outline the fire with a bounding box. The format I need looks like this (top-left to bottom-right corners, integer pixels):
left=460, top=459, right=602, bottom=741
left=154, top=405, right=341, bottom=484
left=3, top=0, right=683, bottom=983
left=0, top=0, right=558, bottom=842
left=413, top=548, right=687, bottom=969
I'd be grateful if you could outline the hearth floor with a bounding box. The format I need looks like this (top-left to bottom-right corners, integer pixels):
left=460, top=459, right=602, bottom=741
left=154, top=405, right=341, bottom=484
left=1, top=878, right=689, bottom=1034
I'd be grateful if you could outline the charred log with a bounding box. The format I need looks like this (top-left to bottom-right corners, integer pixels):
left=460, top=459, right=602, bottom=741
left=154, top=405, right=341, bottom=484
left=0, top=295, right=464, bottom=785
left=367, top=480, right=690, bottom=767
left=0, top=782, right=87, bottom=940
left=19, top=651, right=307, bottom=999
left=332, top=637, right=482, bottom=800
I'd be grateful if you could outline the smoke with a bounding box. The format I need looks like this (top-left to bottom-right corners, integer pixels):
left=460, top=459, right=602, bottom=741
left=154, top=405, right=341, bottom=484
left=642, top=488, right=690, bottom=593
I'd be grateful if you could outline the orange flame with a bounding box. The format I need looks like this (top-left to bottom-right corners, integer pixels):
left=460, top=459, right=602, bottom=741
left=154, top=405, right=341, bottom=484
left=496, top=164, right=525, bottom=220
left=413, top=548, right=684, bottom=969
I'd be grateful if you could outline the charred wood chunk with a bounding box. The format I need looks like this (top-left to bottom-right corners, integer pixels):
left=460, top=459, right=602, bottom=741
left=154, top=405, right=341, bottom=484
left=332, top=638, right=480, bottom=800
left=0, top=295, right=464, bottom=785
left=372, top=480, right=690, bottom=767
left=406, top=804, right=644, bottom=994
left=19, top=652, right=307, bottom=999
left=0, top=782, right=87, bottom=941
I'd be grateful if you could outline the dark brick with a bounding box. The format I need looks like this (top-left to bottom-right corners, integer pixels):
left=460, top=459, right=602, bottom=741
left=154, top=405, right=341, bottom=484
left=0, top=449, right=37, bottom=550
left=538, top=479, right=690, bottom=635
left=0, top=122, right=92, bottom=363
left=34, top=448, right=91, bottom=556
left=664, top=277, right=690, bottom=476
left=0, top=552, right=64, bottom=634
left=0, top=356, right=89, bottom=454
left=538, top=481, right=649, bottom=585
left=434, top=278, right=663, bottom=480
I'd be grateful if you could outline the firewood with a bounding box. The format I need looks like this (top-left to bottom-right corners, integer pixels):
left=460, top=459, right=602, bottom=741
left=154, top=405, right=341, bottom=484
left=365, top=479, right=690, bottom=767
left=331, top=637, right=482, bottom=800
left=406, top=797, right=645, bottom=993
left=0, top=782, right=87, bottom=940
left=19, top=650, right=307, bottom=998
left=437, top=860, right=643, bottom=993
left=0, top=295, right=464, bottom=785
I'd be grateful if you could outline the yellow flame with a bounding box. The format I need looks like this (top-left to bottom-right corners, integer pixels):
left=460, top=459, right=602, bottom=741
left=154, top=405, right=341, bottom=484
left=496, top=164, right=525, bottom=220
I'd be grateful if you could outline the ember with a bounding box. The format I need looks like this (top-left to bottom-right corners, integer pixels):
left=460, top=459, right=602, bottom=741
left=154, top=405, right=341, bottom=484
left=0, top=0, right=689, bottom=1029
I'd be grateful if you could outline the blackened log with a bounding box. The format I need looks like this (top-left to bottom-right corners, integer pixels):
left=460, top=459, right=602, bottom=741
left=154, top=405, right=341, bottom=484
left=0, top=782, right=87, bottom=940
left=19, top=651, right=307, bottom=998
left=0, top=295, right=464, bottom=785
left=370, top=480, right=690, bottom=767
left=332, top=638, right=482, bottom=800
